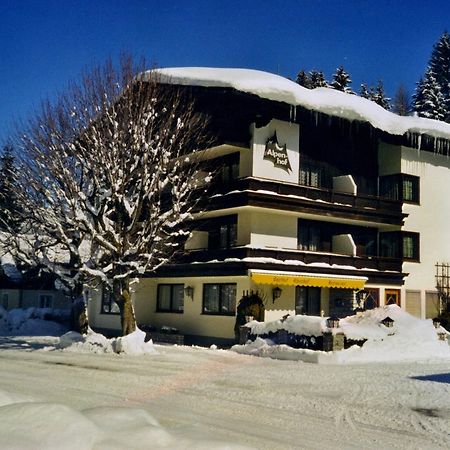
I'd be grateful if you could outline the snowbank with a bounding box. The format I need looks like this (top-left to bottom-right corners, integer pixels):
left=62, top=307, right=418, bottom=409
left=0, top=389, right=250, bottom=450
left=58, top=328, right=157, bottom=355
left=152, top=67, right=450, bottom=141
left=0, top=307, right=69, bottom=336
left=233, top=306, right=450, bottom=364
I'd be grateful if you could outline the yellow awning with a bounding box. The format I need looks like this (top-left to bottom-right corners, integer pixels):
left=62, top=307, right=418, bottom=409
left=250, top=270, right=367, bottom=289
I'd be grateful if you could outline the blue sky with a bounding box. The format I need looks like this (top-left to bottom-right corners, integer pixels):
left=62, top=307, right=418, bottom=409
left=1, top=0, right=449, bottom=144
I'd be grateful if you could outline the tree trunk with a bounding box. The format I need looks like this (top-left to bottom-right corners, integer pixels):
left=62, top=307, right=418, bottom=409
left=113, top=277, right=137, bottom=336
left=70, top=281, right=89, bottom=335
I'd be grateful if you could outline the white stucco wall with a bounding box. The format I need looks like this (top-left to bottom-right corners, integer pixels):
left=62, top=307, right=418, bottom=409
left=185, top=231, right=208, bottom=250
left=132, top=275, right=249, bottom=339
left=250, top=119, right=299, bottom=183
left=237, top=209, right=298, bottom=249
left=400, top=147, right=450, bottom=293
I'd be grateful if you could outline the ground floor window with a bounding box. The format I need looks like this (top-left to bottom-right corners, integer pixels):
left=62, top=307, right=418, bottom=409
left=157, top=284, right=184, bottom=313
left=2, top=293, right=9, bottom=309
left=295, top=287, right=321, bottom=316
left=385, top=289, right=401, bottom=306
left=405, top=290, right=421, bottom=318
left=101, top=286, right=119, bottom=314
left=425, top=291, right=440, bottom=318
left=357, top=288, right=379, bottom=310
left=202, top=283, right=236, bottom=315
left=329, top=289, right=355, bottom=317
left=39, top=294, right=53, bottom=309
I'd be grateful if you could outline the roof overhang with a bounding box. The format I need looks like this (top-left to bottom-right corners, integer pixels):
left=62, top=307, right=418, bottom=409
left=249, top=269, right=367, bottom=289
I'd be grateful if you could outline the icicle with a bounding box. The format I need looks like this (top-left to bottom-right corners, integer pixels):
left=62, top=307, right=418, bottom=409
left=289, top=105, right=293, bottom=122
left=417, top=134, right=422, bottom=151
left=293, top=105, right=297, bottom=122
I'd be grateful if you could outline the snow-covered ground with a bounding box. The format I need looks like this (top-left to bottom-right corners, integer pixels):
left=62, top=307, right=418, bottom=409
left=0, top=331, right=450, bottom=449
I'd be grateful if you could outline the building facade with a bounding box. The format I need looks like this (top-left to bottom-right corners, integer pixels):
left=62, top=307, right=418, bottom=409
left=88, top=68, right=450, bottom=343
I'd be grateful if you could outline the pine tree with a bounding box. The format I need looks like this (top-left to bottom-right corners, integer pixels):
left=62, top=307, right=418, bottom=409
left=331, top=66, right=354, bottom=94
left=372, top=80, right=391, bottom=110
left=429, top=31, right=450, bottom=117
left=392, top=84, right=411, bottom=116
left=309, top=70, right=328, bottom=88
left=359, top=83, right=370, bottom=99
left=296, top=70, right=311, bottom=88
left=413, top=69, right=446, bottom=121
left=415, top=32, right=450, bottom=122
left=0, top=145, right=22, bottom=231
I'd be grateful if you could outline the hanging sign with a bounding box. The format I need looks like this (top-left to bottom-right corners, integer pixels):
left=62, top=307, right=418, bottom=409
left=263, top=132, right=292, bottom=173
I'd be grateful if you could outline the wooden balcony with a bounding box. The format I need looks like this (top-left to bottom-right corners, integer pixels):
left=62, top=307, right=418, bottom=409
left=205, top=177, right=406, bottom=225
left=180, top=246, right=403, bottom=273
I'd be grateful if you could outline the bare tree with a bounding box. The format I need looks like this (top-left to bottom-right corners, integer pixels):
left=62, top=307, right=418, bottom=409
left=392, top=84, right=411, bottom=116
left=8, top=56, right=210, bottom=336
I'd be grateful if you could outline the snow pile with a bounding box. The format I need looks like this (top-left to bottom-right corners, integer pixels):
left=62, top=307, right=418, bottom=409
left=247, top=314, right=326, bottom=337
left=233, top=305, right=450, bottom=364
left=58, top=328, right=157, bottom=355
left=0, top=390, right=249, bottom=450
left=113, top=328, right=157, bottom=355
left=153, top=67, right=450, bottom=140
left=0, top=307, right=68, bottom=336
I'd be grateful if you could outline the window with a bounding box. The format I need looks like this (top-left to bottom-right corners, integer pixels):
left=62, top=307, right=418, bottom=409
left=203, top=283, right=236, bottom=315
left=380, top=232, right=401, bottom=258
left=402, top=232, right=420, bottom=261
left=39, top=294, right=53, bottom=309
left=208, top=215, right=237, bottom=249
left=300, top=163, right=322, bottom=187
left=357, top=288, right=379, bottom=310
left=380, top=174, right=419, bottom=204
left=101, top=286, right=119, bottom=314
left=380, top=231, right=419, bottom=261
left=295, top=287, right=321, bottom=315
left=157, top=284, right=184, bottom=313
left=219, top=154, right=240, bottom=184
left=2, top=293, right=9, bottom=310
left=402, top=175, right=419, bottom=203
left=425, top=291, right=440, bottom=319
left=298, top=221, right=322, bottom=251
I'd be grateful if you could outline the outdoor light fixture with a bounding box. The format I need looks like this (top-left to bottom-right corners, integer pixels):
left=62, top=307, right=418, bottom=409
left=184, top=286, right=194, bottom=299
left=381, top=316, right=394, bottom=328
left=326, top=316, right=340, bottom=329
left=272, top=286, right=282, bottom=303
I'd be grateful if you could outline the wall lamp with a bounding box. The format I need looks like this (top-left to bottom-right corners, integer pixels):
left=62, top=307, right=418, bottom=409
left=272, top=286, right=282, bottom=303
left=184, top=286, right=194, bottom=299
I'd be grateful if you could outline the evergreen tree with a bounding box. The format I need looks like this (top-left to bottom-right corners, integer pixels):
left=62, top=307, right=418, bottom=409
left=372, top=80, right=391, bottom=110
left=392, top=84, right=411, bottom=116
left=359, top=83, right=370, bottom=99
left=0, top=145, right=22, bottom=231
left=296, top=69, right=311, bottom=88
left=415, top=32, right=450, bottom=122
left=429, top=31, right=450, bottom=117
left=413, top=69, right=446, bottom=121
left=309, top=69, right=328, bottom=88
left=330, top=66, right=354, bottom=94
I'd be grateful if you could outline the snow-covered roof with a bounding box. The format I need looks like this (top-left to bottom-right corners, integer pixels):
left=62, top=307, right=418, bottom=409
left=151, top=67, right=450, bottom=141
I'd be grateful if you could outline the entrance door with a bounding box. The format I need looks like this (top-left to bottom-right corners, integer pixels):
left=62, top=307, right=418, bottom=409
left=385, top=289, right=400, bottom=306
left=295, top=287, right=321, bottom=315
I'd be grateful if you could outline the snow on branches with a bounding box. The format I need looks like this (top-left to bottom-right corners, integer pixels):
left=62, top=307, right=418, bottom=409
left=8, top=57, right=211, bottom=334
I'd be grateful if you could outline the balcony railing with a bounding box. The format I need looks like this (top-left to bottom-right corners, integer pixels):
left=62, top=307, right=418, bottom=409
left=181, top=246, right=403, bottom=273
left=205, top=177, right=406, bottom=225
